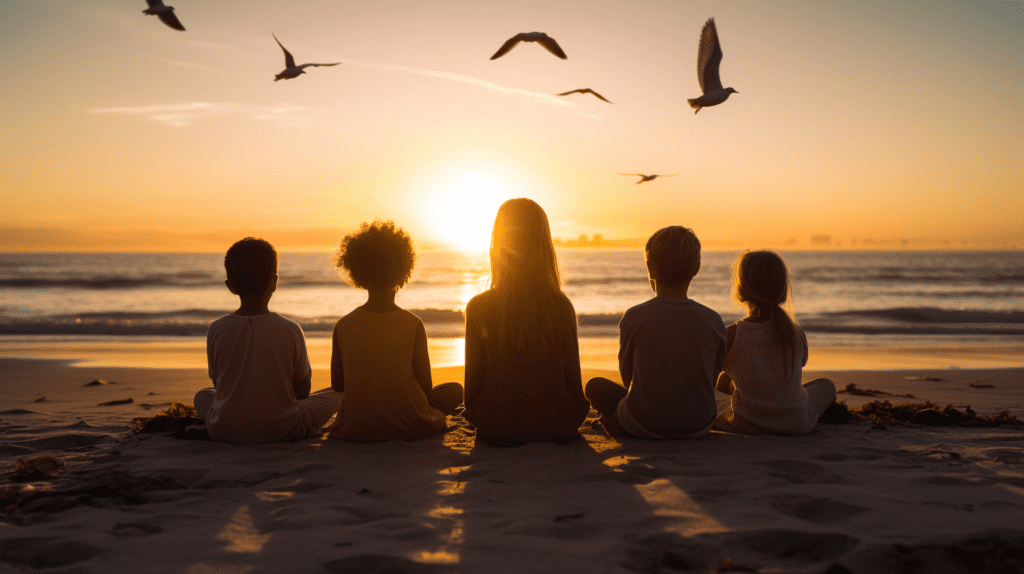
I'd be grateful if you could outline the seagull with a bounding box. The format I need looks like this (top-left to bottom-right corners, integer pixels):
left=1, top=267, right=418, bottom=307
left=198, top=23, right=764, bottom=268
left=619, top=173, right=680, bottom=184
left=272, top=33, right=340, bottom=81
left=557, top=88, right=613, bottom=103
left=686, top=17, right=738, bottom=113
left=490, top=32, right=567, bottom=60
left=142, top=0, right=185, bottom=32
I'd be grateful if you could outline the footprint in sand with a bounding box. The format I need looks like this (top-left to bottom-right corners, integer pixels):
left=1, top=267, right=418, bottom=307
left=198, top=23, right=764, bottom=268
left=718, top=530, right=858, bottom=562
left=323, top=554, right=451, bottom=574
left=758, top=460, right=860, bottom=485
left=766, top=494, right=869, bottom=523
left=0, top=537, right=108, bottom=569
left=110, top=522, right=163, bottom=539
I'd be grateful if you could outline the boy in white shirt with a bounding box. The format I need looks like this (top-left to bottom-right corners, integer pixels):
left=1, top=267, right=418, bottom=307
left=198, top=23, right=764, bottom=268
left=194, top=238, right=341, bottom=443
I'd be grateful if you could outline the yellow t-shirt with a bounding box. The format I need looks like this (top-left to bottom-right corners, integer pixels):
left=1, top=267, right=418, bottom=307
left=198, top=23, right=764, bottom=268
left=328, top=307, right=446, bottom=441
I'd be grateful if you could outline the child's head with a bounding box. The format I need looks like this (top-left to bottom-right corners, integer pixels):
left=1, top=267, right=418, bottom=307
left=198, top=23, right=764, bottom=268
left=733, top=249, right=803, bottom=366
left=224, top=237, right=278, bottom=297
left=733, top=250, right=791, bottom=317
left=489, top=198, right=560, bottom=292
left=644, top=226, right=701, bottom=288
left=334, top=219, right=415, bottom=291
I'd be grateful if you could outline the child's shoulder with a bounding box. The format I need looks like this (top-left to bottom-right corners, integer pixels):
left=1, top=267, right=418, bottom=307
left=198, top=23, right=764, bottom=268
left=624, top=297, right=724, bottom=330
left=336, top=306, right=423, bottom=326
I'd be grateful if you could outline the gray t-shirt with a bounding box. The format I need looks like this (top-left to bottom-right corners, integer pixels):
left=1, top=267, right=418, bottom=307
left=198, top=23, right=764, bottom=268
left=619, top=297, right=727, bottom=437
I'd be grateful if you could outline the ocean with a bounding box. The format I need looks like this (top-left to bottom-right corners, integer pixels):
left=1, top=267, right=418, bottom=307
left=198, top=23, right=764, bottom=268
left=2, top=250, right=1023, bottom=351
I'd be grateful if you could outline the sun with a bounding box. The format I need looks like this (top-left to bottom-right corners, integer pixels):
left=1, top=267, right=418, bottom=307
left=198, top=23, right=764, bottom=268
left=431, top=171, right=518, bottom=252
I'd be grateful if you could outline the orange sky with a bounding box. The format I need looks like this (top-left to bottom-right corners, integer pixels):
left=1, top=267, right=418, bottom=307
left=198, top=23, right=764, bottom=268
left=2, top=0, right=1021, bottom=252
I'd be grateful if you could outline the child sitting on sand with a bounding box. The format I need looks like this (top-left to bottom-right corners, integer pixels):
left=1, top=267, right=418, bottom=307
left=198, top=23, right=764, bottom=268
left=585, top=226, right=727, bottom=439
left=327, top=220, right=463, bottom=441
left=463, top=198, right=590, bottom=446
left=196, top=238, right=342, bottom=443
left=713, top=250, right=836, bottom=435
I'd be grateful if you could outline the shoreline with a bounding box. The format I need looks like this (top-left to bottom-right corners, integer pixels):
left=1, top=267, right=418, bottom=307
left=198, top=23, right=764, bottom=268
left=3, top=334, right=1024, bottom=371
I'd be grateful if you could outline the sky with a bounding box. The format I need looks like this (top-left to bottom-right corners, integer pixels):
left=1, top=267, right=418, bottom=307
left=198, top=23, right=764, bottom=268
left=1, top=0, right=1021, bottom=252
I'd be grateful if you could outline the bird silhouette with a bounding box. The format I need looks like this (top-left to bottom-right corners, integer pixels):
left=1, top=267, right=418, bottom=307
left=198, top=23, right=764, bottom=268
left=142, top=0, right=185, bottom=32
left=272, top=33, right=340, bottom=81
left=490, top=32, right=567, bottom=60
left=557, top=88, right=613, bottom=103
left=686, top=18, right=737, bottom=113
left=619, top=173, right=680, bottom=184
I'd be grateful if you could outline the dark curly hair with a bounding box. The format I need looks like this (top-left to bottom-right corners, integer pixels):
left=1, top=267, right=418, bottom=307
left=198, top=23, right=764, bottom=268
left=334, top=220, right=416, bottom=290
left=224, top=237, right=278, bottom=297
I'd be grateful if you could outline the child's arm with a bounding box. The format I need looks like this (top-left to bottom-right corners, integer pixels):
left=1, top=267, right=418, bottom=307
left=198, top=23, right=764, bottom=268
left=293, top=370, right=312, bottom=400
left=617, top=319, right=633, bottom=388
left=330, top=323, right=345, bottom=392
left=292, top=332, right=312, bottom=400
left=715, top=323, right=737, bottom=394
left=463, top=299, right=485, bottom=405
left=412, top=321, right=433, bottom=395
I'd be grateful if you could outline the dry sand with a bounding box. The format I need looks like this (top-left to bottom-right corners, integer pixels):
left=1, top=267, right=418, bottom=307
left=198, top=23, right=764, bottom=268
left=2, top=351, right=1023, bottom=573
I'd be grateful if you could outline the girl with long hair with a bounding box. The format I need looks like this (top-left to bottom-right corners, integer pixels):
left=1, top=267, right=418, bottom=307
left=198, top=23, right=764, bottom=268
left=714, top=250, right=836, bottom=435
left=463, top=198, right=590, bottom=445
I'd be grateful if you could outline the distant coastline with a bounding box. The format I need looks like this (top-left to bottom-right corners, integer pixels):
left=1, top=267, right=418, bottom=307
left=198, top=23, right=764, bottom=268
left=2, top=226, right=1020, bottom=252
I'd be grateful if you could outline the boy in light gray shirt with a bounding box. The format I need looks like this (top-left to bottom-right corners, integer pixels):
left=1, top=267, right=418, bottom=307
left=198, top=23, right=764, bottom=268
left=585, top=226, right=726, bottom=438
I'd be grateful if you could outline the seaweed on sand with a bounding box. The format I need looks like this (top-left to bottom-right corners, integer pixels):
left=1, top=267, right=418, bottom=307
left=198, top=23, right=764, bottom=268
left=132, top=403, right=208, bottom=439
left=819, top=400, right=1023, bottom=427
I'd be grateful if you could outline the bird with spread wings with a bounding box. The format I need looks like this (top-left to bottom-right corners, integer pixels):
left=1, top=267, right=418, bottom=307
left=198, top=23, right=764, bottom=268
left=686, top=18, right=738, bottom=113
left=490, top=32, right=568, bottom=60
left=272, top=33, right=341, bottom=82
left=619, top=173, right=680, bottom=184
left=142, top=0, right=185, bottom=32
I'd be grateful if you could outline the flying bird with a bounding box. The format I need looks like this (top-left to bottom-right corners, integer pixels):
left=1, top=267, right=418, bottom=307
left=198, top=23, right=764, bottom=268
left=142, top=0, right=185, bottom=32
left=490, top=32, right=567, bottom=60
left=272, top=33, right=340, bottom=81
left=686, top=17, right=738, bottom=113
left=557, top=88, right=613, bottom=103
left=619, top=173, right=680, bottom=184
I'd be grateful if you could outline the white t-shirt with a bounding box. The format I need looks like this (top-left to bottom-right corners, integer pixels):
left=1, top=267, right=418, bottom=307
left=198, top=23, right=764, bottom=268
left=205, top=312, right=312, bottom=443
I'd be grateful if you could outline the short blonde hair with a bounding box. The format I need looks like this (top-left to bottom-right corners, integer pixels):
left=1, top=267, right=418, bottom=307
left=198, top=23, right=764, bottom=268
left=645, top=226, right=701, bottom=287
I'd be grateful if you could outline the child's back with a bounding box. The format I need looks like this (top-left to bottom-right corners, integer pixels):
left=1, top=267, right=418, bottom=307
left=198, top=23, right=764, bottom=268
left=462, top=199, right=590, bottom=445
left=197, top=238, right=341, bottom=444
left=326, top=220, right=463, bottom=441
left=618, top=296, right=726, bottom=436
left=587, top=226, right=726, bottom=439
left=205, top=312, right=317, bottom=442
left=717, top=319, right=819, bottom=435
left=714, top=250, right=836, bottom=435
left=329, top=307, right=447, bottom=441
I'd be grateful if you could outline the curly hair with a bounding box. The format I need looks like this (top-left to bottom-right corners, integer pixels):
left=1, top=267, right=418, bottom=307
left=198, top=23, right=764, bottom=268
left=224, top=237, right=278, bottom=297
left=333, top=220, right=416, bottom=290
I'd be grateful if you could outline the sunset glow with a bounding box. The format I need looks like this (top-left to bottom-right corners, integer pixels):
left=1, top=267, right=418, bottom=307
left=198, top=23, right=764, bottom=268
left=431, top=171, right=519, bottom=252
left=0, top=0, right=1021, bottom=251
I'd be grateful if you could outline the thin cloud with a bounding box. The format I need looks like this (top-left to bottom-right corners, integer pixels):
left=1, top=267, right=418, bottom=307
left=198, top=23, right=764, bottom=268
left=89, top=102, right=316, bottom=128
left=148, top=56, right=218, bottom=73
left=340, top=58, right=602, bottom=120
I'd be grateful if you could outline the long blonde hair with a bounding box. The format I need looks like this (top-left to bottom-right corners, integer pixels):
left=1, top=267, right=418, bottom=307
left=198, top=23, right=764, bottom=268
left=486, top=198, right=574, bottom=353
left=733, top=250, right=804, bottom=369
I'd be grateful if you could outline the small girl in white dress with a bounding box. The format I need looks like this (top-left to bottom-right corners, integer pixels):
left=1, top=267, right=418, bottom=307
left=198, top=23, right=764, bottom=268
left=714, top=250, right=836, bottom=435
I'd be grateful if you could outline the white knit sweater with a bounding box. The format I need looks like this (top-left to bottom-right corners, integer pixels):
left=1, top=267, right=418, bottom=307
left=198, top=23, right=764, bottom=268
left=717, top=320, right=817, bottom=436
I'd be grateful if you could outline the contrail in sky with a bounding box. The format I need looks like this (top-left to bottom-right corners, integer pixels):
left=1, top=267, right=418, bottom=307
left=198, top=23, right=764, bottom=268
left=339, top=57, right=602, bottom=120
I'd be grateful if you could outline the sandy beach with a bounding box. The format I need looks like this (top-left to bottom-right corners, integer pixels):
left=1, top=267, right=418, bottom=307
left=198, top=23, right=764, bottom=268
left=2, top=344, right=1023, bottom=573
